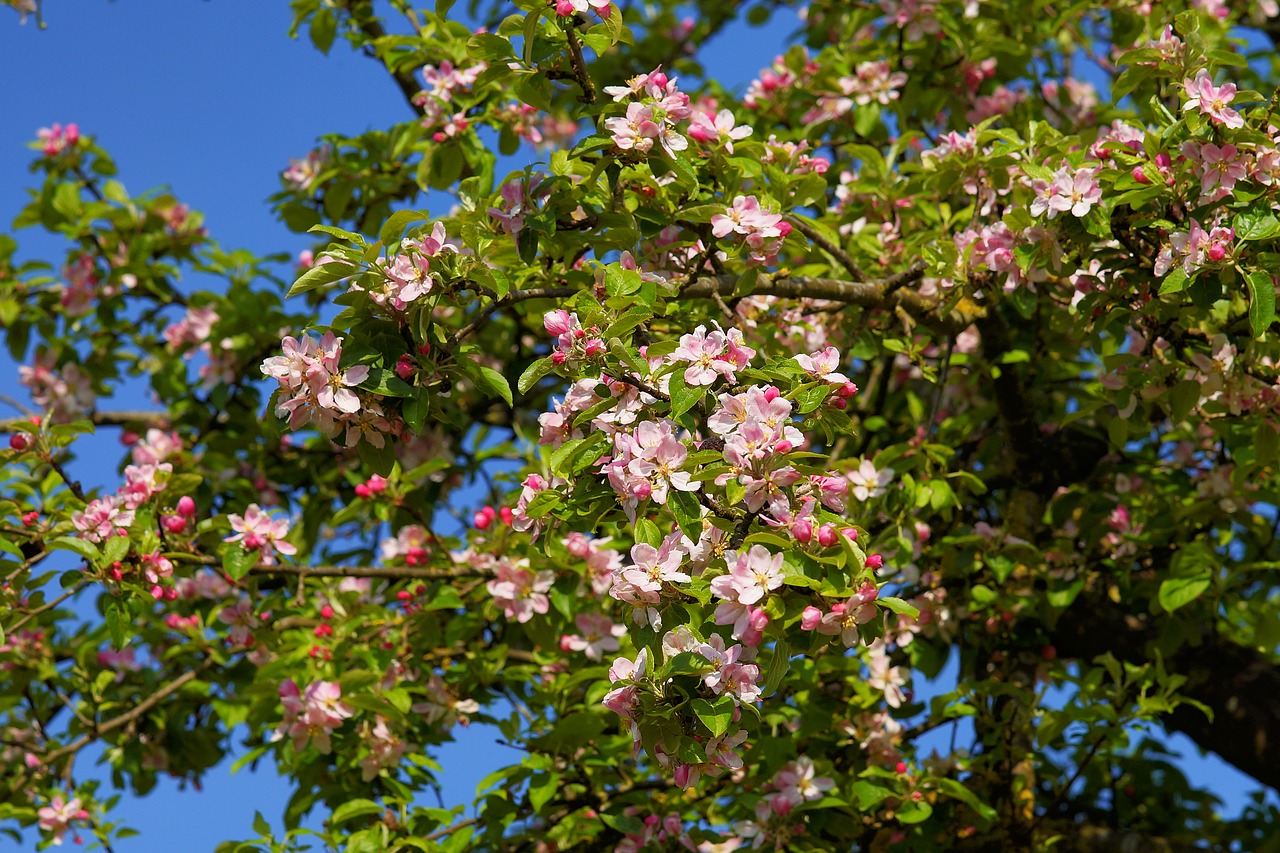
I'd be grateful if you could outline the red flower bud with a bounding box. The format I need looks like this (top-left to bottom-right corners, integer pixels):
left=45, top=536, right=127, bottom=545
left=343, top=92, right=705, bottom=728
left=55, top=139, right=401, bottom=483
left=8, top=434, right=29, bottom=452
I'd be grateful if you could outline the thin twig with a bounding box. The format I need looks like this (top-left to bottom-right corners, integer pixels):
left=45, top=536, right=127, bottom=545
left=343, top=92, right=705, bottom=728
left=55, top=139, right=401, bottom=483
left=5, top=581, right=90, bottom=636
left=562, top=21, right=597, bottom=105
left=786, top=216, right=868, bottom=280
left=45, top=457, right=87, bottom=503
left=446, top=287, right=580, bottom=349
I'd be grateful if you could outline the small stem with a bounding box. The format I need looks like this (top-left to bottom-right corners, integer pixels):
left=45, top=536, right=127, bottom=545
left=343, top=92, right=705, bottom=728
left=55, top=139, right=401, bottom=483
left=787, top=216, right=868, bottom=280
left=562, top=22, right=597, bottom=105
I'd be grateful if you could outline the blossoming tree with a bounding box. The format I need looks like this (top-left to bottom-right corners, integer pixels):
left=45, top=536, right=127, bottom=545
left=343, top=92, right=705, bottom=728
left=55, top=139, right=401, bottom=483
left=4, top=0, right=1280, bottom=850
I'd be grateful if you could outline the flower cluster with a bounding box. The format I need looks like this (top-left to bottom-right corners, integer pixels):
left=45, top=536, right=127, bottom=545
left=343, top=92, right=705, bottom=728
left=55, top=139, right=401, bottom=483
left=224, top=503, right=296, bottom=566
left=603, top=67, right=692, bottom=158
left=37, top=794, right=89, bottom=846
left=18, top=352, right=95, bottom=423
left=261, top=332, right=393, bottom=445
left=413, top=59, right=486, bottom=136
left=282, top=145, right=329, bottom=192
left=36, top=123, right=79, bottom=157
left=276, top=679, right=354, bottom=754
left=367, top=222, right=455, bottom=311
left=711, top=195, right=793, bottom=265
left=485, top=558, right=554, bottom=622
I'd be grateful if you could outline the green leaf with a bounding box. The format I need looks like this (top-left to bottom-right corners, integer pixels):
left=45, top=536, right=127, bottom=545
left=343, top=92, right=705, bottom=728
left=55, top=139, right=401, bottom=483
left=467, top=32, right=513, bottom=61
left=518, top=356, right=555, bottom=395
left=307, top=223, right=366, bottom=244
left=691, top=697, right=734, bottom=738
left=1158, top=573, right=1211, bottom=613
left=667, top=369, right=700, bottom=420
left=667, top=489, right=702, bottom=540
left=1235, top=209, right=1280, bottom=241
left=50, top=536, right=100, bottom=563
left=379, top=209, right=429, bottom=248
left=331, top=799, right=383, bottom=825
left=359, top=368, right=415, bottom=398
left=895, top=798, right=933, bottom=824
left=357, top=437, right=397, bottom=477
left=101, top=534, right=130, bottom=566
left=851, top=780, right=893, bottom=809
left=1158, top=267, right=1188, bottom=296
left=104, top=598, right=127, bottom=647
left=876, top=596, right=919, bottom=619
left=762, top=639, right=790, bottom=697
left=309, top=8, right=337, bottom=53
left=934, top=778, right=996, bottom=824
left=1247, top=271, right=1275, bottom=338
left=221, top=544, right=256, bottom=581
left=524, top=489, right=562, bottom=519
left=287, top=259, right=356, bottom=297
left=475, top=365, right=513, bottom=407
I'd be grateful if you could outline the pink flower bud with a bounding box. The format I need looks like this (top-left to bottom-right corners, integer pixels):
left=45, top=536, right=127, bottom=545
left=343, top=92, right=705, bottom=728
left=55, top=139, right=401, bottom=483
left=320, top=604, right=334, bottom=620
left=367, top=474, right=388, bottom=493
left=551, top=351, right=568, bottom=366
left=774, top=440, right=793, bottom=454
left=800, top=606, right=824, bottom=631
left=839, top=382, right=859, bottom=398
left=763, top=386, right=780, bottom=402
left=829, top=397, right=848, bottom=410
left=792, top=518, right=813, bottom=544
left=151, top=585, right=165, bottom=600
left=473, top=510, right=492, bottom=530
left=632, top=480, right=652, bottom=501
left=163, top=515, right=187, bottom=534
left=817, top=524, right=838, bottom=547
left=673, top=763, right=691, bottom=788
left=543, top=310, right=574, bottom=336
left=121, top=431, right=139, bottom=445
left=1131, top=166, right=1151, bottom=184
left=499, top=507, right=514, bottom=525
left=418, top=342, right=432, bottom=355
left=177, top=496, right=197, bottom=518
left=1206, top=242, right=1226, bottom=262
left=8, top=434, right=29, bottom=451
left=866, top=553, right=884, bottom=570
left=394, top=358, right=416, bottom=380
left=354, top=483, right=372, bottom=499
left=842, top=526, right=858, bottom=541
left=771, top=794, right=793, bottom=816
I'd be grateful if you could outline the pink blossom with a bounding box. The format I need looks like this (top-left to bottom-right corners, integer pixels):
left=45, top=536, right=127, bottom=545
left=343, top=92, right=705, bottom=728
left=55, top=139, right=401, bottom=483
left=485, top=558, right=554, bottom=622
left=71, top=496, right=135, bottom=543
left=847, top=458, right=893, bottom=501
left=687, top=108, right=753, bottom=153
left=225, top=504, right=297, bottom=565
left=1182, top=69, right=1244, bottom=129
left=37, top=794, right=89, bottom=845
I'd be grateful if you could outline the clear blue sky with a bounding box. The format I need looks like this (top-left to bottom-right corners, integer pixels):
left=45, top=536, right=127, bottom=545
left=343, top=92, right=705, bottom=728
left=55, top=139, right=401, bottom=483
left=0, top=2, right=1269, bottom=850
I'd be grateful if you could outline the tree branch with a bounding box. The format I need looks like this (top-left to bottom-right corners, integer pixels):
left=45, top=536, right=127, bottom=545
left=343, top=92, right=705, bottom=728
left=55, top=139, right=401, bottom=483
left=679, top=263, right=980, bottom=334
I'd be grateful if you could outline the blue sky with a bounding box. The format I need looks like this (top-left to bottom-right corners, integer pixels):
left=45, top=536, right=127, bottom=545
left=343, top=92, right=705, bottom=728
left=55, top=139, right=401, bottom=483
left=0, top=1, right=1271, bottom=850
